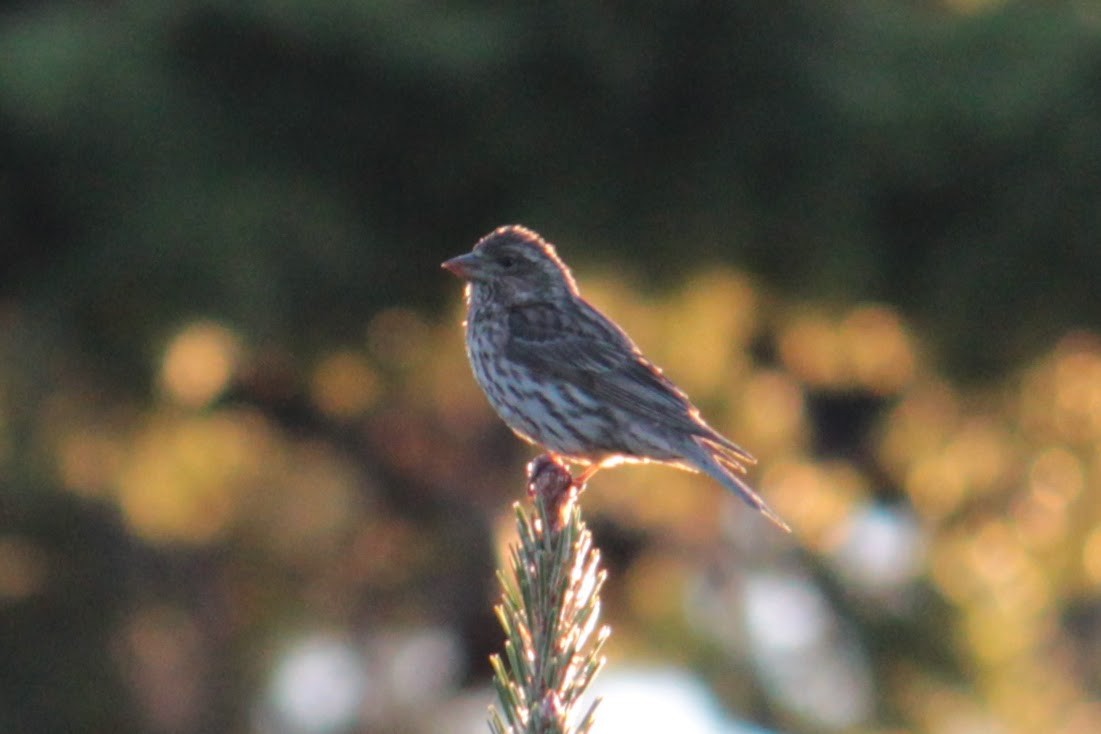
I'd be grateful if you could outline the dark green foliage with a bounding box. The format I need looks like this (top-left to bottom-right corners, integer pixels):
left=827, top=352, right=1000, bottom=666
left=1, top=2, right=1098, bottom=377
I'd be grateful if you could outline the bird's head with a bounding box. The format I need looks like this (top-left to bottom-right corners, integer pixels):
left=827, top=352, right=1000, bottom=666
left=442, top=225, right=579, bottom=305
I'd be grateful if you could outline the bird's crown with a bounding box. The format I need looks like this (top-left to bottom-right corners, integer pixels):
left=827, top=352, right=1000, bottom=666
left=472, top=225, right=579, bottom=295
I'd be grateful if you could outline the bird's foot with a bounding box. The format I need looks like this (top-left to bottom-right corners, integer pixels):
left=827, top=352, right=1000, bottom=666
left=526, top=454, right=578, bottom=532
left=572, top=464, right=601, bottom=490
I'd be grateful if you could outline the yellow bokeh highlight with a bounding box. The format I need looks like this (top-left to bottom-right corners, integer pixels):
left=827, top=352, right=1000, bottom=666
left=905, top=418, right=1013, bottom=519
left=839, top=304, right=916, bottom=396
left=1052, top=336, right=1101, bottom=442
left=160, top=321, right=242, bottom=408
left=929, top=531, right=979, bottom=603
left=585, top=468, right=721, bottom=542
left=761, top=459, right=863, bottom=544
left=660, top=269, right=758, bottom=396
left=965, top=520, right=1051, bottom=617
left=310, top=350, right=380, bottom=420
left=115, top=411, right=271, bottom=544
left=1011, top=447, right=1082, bottom=550
left=1011, top=495, right=1070, bottom=553
left=963, top=606, right=1037, bottom=667
left=984, top=658, right=1082, bottom=734
left=735, top=369, right=807, bottom=455
left=906, top=453, right=970, bottom=520
left=931, top=519, right=1053, bottom=622
left=778, top=312, right=845, bottom=388
left=879, top=381, right=960, bottom=479
left=778, top=303, right=916, bottom=395
left=944, top=419, right=1013, bottom=498
left=1080, top=525, right=1101, bottom=584
left=1028, top=447, right=1083, bottom=508
left=1019, top=332, right=1101, bottom=444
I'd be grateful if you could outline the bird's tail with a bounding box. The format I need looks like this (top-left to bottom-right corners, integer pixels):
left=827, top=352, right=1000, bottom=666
left=689, top=436, right=790, bottom=532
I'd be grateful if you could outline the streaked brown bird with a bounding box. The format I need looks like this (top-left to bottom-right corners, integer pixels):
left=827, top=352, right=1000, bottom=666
left=442, top=225, right=788, bottom=531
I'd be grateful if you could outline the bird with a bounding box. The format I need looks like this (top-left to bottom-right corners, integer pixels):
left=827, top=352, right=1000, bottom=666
left=442, top=225, right=789, bottom=531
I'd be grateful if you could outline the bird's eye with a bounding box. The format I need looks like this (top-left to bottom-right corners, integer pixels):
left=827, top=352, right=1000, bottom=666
left=498, top=255, right=517, bottom=269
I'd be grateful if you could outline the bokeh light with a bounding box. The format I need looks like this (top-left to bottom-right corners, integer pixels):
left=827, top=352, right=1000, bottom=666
left=160, top=321, right=243, bottom=408
left=309, top=350, right=380, bottom=421
left=261, top=635, right=368, bottom=734
left=587, top=667, right=779, bottom=734
left=114, top=410, right=272, bottom=544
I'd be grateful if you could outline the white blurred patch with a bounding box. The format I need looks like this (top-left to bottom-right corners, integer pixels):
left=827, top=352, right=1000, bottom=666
left=368, top=626, right=463, bottom=711
left=829, top=503, right=926, bottom=607
left=742, top=573, right=873, bottom=730
left=587, top=667, right=778, bottom=734
left=260, top=635, right=368, bottom=734
left=743, top=574, right=832, bottom=653
left=257, top=626, right=463, bottom=734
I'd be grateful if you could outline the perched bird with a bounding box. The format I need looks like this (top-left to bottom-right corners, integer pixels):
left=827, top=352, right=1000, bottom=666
left=442, top=225, right=788, bottom=531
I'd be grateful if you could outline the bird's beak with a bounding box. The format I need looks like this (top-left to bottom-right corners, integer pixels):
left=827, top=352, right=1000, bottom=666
left=441, top=252, right=480, bottom=279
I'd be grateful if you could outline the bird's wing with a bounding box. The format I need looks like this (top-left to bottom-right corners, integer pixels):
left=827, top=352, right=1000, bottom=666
left=505, top=300, right=735, bottom=443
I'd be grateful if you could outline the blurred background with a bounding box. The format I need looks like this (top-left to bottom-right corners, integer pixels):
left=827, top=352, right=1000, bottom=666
left=2, top=1, right=1101, bottom=733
